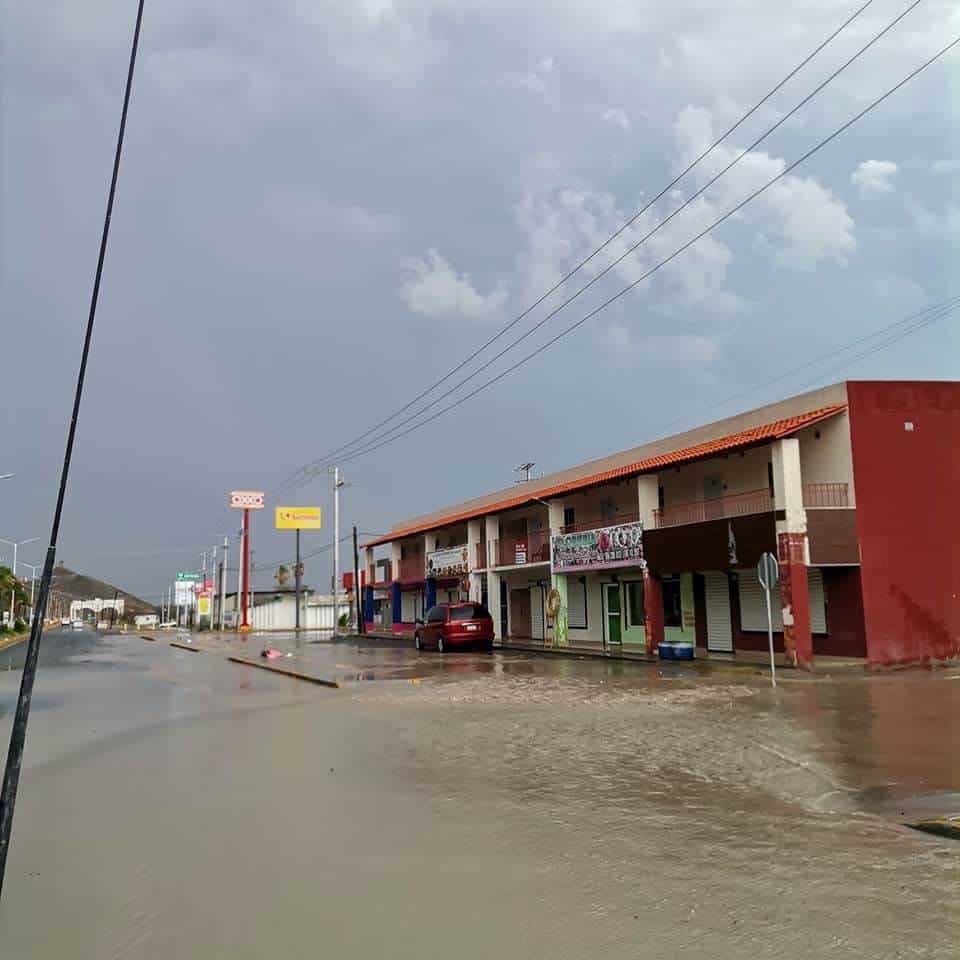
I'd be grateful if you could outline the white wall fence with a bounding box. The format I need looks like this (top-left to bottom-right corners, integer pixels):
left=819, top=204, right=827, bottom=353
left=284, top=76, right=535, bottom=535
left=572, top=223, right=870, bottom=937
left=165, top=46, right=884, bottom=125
left=250, top=595, right=352, bottom=632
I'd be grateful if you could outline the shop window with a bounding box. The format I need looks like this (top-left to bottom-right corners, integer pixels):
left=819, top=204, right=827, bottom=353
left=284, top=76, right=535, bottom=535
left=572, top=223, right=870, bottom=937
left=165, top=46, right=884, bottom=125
left=663, top=578, right=682, bottom=628
left=563, top=506, right=576, bottom=528
left=625, top=580, right=645, bottom=629
left=658, top=485, right=665, bottom=510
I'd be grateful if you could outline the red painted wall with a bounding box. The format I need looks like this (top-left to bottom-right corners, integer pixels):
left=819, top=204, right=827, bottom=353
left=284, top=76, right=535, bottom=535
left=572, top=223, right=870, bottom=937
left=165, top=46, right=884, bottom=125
left=847, top=381, right=960, bottom=665
left=817, top=567, right=866, bottom=658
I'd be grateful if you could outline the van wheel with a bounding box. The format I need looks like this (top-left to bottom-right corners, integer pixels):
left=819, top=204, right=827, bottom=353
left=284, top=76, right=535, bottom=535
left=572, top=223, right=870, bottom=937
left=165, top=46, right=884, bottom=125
left=414, top=633, right=421, bottom=651
left=437, top=636, right=445, bottom=654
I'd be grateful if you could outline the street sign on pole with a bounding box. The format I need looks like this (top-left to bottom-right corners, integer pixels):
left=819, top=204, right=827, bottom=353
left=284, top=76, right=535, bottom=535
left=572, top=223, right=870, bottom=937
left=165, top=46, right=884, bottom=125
left=274, top=507, right=322, bottom=530
left=757, top=552, right=779, bottom=688
left=229, top=491, right=263, bottom=631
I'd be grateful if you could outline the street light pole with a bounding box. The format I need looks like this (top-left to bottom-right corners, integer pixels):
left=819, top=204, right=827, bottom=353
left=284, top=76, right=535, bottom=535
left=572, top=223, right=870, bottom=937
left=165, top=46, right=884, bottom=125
left=220, top=535, right=228, bottom=630
left=0, top=538, right=40, bottom=623
left=16, top=562, right=41, bottom=625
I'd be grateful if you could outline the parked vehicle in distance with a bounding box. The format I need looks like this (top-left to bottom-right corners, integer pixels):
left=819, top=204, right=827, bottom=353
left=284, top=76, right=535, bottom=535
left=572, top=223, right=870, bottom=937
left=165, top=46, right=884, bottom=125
left=71, top=620, right=85, bottom=631
left=60, top=617, right=71, bottom=626
left=414, top=602, right=494, bottom=653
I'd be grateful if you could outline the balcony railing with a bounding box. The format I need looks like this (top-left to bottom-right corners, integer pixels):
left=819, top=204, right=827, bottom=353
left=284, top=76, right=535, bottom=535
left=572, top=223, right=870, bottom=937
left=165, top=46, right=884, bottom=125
left=397, top=556, right=425, bottom=581
left=653, top=488, right=774, bottom=529
left=488, top=530, right=551, bottom=567
left=803, top=482, right=850, bottom=508
left=560, top=511, right=642, bottom=535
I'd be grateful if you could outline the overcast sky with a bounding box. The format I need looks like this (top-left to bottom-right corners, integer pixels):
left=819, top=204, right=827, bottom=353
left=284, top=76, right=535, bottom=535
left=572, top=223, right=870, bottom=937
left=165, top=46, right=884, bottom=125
left=2, top=0, right=958, bottom=602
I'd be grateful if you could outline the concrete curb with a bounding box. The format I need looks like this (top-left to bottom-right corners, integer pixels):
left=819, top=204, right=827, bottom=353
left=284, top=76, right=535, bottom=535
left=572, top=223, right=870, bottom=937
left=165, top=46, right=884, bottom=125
left=170, top=640, right=201, bottom=653
left=227, top=655, right=339, bottom=688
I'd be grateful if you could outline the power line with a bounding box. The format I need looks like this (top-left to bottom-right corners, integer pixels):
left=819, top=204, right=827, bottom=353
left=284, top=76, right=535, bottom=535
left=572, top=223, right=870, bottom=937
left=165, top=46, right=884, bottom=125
left=271, top=0, right=877, bottom=494
left=652, top=295, right=960, bottom=437
left=288, top=36, right=958, bottom=474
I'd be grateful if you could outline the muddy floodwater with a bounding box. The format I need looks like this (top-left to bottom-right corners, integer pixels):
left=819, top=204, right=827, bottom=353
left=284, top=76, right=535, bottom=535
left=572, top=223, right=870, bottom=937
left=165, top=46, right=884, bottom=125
left=1, top=630, right=957, bottom=957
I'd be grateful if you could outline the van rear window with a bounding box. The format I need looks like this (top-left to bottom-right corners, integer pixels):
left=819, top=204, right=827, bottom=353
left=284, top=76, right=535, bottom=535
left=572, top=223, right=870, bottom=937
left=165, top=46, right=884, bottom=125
left=450, top=604, right=489, bottom=620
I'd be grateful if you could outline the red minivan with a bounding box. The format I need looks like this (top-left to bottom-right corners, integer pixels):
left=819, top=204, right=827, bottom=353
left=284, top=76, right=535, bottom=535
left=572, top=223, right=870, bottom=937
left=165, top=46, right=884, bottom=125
left=414, top=602, right=494, bottom=653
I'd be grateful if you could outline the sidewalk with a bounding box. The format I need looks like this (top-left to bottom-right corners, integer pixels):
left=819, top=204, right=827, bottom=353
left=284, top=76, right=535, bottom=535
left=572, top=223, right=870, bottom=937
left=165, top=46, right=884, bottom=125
left=347, top=630, right=869, bottom=679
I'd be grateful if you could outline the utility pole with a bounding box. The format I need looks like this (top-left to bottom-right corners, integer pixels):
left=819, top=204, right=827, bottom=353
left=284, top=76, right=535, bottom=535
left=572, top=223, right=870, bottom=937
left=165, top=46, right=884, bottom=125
left=240, top=511, right=251, bottom=630
left=332, top=467, right=344, bottom=633
left=294, top=528, right=302, bottom=634
left=352, top=525, right=363, bottom=635
left=220, top=535, right=228, bottom=630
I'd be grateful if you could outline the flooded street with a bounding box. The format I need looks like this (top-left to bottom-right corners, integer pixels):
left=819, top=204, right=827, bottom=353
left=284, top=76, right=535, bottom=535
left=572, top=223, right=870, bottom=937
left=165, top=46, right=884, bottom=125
left=0, top=630, right=957, bottom=957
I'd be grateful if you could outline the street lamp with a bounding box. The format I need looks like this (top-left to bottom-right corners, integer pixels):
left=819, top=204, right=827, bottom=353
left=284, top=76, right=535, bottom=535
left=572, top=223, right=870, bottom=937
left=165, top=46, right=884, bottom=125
left=0, top=537, right=41, bottom=623
left=17, top=560, right=42, bottom=625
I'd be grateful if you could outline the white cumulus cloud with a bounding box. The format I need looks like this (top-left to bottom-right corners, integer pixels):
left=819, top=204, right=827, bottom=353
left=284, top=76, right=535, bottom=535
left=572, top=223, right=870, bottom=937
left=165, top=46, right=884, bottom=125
left=673, top=105, right=855, bottom=270
left=603, top=107, right=630, bottom=130
left=400, top=249, right=507, bottom=321
left=851, top=160, right=898, bottom=196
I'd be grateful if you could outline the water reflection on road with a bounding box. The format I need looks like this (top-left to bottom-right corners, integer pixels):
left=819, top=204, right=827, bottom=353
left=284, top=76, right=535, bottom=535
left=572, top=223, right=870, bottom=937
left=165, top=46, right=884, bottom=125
left=0, top=631, right=956, bottom=958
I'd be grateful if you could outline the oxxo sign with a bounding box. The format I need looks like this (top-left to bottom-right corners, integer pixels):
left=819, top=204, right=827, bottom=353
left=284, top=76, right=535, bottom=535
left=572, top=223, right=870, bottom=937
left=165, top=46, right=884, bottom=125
left=229, top=490, right=265, bottom=510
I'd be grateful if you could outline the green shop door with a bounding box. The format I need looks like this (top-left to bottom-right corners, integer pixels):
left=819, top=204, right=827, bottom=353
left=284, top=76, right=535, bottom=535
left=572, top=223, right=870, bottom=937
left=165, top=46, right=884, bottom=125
left=604, top=583, right=622, bottom=654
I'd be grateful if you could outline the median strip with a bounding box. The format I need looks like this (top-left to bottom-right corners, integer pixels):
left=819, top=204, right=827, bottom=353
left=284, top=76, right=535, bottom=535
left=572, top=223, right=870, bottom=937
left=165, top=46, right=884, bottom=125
left=170, top=640, right=201, bottom=653
left=227, top=655, right=339, bottom=688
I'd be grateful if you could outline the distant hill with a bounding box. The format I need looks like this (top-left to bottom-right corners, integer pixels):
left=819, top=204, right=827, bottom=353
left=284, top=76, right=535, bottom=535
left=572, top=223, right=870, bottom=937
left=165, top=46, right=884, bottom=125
left=50, top=565, right=158, bottom=618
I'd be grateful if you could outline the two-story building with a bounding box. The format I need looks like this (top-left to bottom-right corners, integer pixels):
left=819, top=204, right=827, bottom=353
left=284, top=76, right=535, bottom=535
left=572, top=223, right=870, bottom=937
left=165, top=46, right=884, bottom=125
left=362, top=380, right=959, bottom=668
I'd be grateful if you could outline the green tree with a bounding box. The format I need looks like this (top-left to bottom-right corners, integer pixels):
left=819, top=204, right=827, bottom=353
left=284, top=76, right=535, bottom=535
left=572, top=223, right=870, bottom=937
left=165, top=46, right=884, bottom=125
left=0, top=566, right=28, bottom=621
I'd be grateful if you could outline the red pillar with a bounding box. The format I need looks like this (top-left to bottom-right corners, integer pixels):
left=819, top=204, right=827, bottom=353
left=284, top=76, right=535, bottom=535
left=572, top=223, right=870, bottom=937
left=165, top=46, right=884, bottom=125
left=240, top=508, right=250, bottom=630
left=644, top=568, right=664, bottom=656
left=778, top=532, right=812, bottom=670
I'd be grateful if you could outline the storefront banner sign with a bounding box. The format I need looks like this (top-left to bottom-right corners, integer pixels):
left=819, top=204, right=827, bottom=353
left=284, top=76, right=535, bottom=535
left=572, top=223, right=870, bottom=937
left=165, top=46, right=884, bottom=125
left=514, top=538, right=527, bottom=564
left=426, top=545, right=469, bottom=578
left=551, top=521, right=645, bottom=573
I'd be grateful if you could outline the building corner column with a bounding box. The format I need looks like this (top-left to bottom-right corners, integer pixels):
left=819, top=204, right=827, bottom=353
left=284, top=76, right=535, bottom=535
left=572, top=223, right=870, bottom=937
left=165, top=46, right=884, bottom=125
left=644, top=569, right=664, bottom=656
left=772, top=437, right=813, bottom=670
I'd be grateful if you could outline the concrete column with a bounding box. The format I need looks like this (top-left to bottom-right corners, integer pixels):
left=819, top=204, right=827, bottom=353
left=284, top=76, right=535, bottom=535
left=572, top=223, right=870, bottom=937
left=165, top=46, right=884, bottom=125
left=467, top=519, right=482, bottom=571
left=643, top=568, right=664, bottom=655
left=364, top=545, right=375, bottom=584
left=637, top=473, right=659, bottom=530
left=484, top=515, right=502, bottom=637
left=771, top=437, right=812, bottom=669
left=545, top=500, right=567, bottom=646
left=484, top=515, right=499, bottom=571
left=389, top=541, right=401, bottom=584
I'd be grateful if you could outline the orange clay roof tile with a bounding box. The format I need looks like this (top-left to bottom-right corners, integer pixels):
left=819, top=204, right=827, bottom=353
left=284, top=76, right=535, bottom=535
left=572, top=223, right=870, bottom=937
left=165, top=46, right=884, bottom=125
left=363, top=403, right=846, bottom=548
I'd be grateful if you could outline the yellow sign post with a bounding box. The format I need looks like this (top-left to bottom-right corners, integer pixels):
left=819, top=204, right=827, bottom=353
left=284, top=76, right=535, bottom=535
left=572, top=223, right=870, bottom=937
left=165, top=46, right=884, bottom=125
left=274, top=508, right=322, bottom=634
left=274, top=507, right=322, bottom=530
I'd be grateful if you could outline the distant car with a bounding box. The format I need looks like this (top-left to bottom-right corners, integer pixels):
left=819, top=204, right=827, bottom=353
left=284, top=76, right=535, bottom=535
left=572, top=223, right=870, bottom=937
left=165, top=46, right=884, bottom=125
left=60, top=618, right=71, bottom=626
left=71, top=620, right=84, bottom=631
left=414, top=602, right=494, bottom=653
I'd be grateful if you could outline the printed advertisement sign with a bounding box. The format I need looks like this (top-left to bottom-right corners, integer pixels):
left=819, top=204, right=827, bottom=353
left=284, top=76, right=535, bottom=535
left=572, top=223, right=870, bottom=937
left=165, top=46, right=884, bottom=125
left=551, top=520, right=645, bottom=573
left=275, top=506, right=322, bottom=530
left=426, top=545, right=469, bottom=578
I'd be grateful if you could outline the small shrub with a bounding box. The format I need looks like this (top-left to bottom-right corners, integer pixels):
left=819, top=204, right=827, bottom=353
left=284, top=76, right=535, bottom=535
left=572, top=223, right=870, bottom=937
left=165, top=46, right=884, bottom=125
left=337, top=613, right=348, bottom=628
left=13, top=618, right=26, bottom=632
left=0, top=624, right=9, bottom=635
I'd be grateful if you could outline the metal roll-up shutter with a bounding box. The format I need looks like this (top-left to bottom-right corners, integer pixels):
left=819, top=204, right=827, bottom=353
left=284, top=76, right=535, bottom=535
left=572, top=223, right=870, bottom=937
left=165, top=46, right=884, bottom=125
left=808, top=568, right=827, bottom=634
left=704, top=572, right=733, bottom=652
left=530, top=586, right=545, bottom=640
left=401, top=590, right=418, bottom=623
left=567, top=580, right=587, bottom=630
left=738, top=570, right=783, bottom=632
